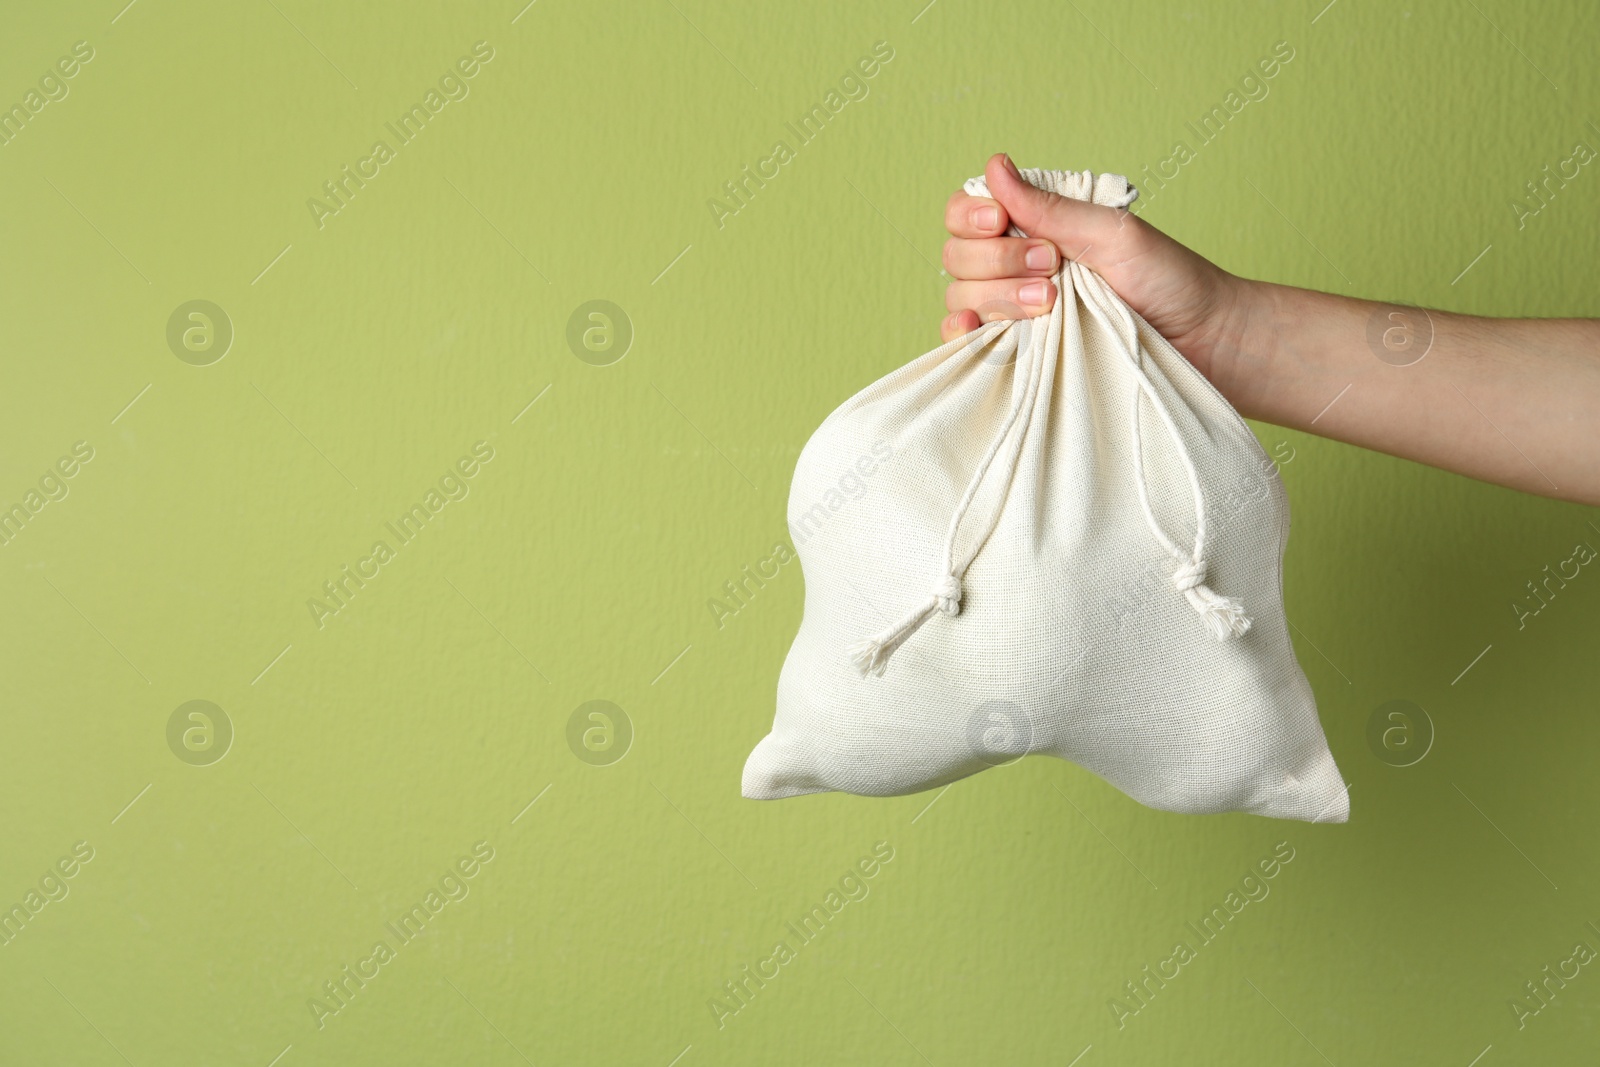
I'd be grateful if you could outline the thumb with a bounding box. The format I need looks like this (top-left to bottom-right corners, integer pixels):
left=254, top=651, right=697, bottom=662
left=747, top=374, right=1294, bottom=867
left=985, top=153, right=1127, bottom=261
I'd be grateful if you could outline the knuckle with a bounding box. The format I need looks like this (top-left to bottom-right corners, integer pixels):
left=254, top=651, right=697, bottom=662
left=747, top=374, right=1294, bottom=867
left=1038, top=194, right=1075, bottom=238
left=983, top=240, right=1011, bottom=275
left=944, top=191, right=970, bottom=231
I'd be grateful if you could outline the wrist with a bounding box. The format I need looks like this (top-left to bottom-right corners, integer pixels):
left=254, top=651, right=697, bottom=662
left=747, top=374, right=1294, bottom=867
left=1192, top=274, right=1283, bottom=419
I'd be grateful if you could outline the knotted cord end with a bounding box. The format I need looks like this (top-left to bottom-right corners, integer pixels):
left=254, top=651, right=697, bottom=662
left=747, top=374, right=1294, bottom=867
left=847, top=635, right=895, bottom=678
left=1193, top=594, right=1252, bottom=641
left=849, top=575, right=963, bottom=678
left=1172, top=559, right=1252, bottom=641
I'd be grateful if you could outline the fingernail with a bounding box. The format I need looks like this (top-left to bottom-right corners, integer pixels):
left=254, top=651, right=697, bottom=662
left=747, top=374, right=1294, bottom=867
left=1019, top=281, right=1051, bottom=305
left=975, top=205, right=999, bottom=230
left=1024, top=242, right=1056, bottom=271
left=1002, top=154, right=1021, bottom=179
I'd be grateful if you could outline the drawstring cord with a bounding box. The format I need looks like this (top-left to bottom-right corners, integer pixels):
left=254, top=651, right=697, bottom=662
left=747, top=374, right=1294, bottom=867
left=1076, top=260, right=1251, bottom=641
left=848, top=170, right=1249, bottom=678
left=847, top=320, right=1048, bottom=677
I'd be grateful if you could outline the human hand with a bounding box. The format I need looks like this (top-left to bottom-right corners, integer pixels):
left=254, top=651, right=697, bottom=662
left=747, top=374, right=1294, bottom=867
left=941, top=155, right=1600, bottom=505
left=941, top=153, right=1250, bottom=390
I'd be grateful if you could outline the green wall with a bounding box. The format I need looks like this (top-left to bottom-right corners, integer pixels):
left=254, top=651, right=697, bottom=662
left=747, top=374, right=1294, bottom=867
left=2, top=1, right=1597, bottom=1063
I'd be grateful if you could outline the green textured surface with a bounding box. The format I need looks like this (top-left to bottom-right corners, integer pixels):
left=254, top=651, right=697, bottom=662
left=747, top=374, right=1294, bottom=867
left=2, top=1, right=1597, bottom=1064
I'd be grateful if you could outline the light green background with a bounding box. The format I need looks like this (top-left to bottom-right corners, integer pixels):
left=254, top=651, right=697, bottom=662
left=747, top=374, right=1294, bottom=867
left=2, top=1, right=1597, bottom=1064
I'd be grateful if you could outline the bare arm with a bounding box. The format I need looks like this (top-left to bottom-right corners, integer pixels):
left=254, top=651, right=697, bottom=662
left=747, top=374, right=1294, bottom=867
left=1212, top=284, right=1600, bottom=503
left=943, top=154, right=1600, bottom=505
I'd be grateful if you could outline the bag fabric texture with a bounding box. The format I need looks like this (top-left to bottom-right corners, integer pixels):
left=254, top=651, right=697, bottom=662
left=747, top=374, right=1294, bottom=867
left=743, top=167, right=1348, bottom=823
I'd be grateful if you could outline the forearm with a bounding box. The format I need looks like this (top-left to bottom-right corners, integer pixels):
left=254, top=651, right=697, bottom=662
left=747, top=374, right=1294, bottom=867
left=1213, top=279, right=1600, bottom=505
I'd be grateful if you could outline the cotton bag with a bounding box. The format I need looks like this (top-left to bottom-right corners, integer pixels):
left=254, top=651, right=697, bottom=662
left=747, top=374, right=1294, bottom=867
left=742, top=166, right=1348, bottom=823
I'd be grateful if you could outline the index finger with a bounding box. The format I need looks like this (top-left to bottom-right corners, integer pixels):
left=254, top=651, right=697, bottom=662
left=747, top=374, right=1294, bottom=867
left=945, top=190, right=1010, bottom=239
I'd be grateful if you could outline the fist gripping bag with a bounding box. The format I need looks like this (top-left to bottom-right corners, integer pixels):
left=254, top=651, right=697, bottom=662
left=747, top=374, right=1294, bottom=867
left=742, top=167, right=1348, bottom=823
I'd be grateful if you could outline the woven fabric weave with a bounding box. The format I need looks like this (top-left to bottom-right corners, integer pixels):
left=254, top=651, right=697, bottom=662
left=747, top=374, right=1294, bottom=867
left=743, top=167, right=1348, bottom=823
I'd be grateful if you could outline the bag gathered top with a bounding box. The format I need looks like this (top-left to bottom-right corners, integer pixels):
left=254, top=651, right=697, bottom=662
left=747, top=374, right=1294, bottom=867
left=743, top=166, right=1348, bottom=823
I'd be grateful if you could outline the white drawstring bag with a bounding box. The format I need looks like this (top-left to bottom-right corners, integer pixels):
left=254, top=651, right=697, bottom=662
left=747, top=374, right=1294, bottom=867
left=742, top=167, right=1348, bottom=822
